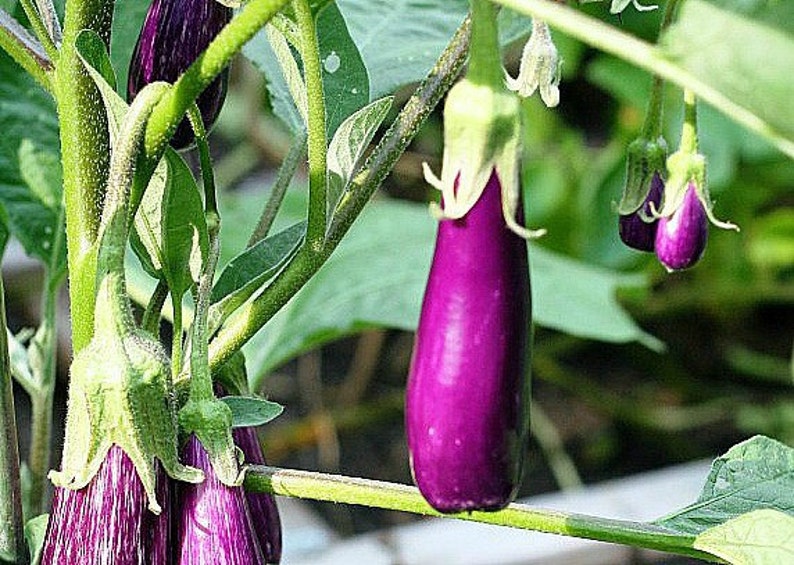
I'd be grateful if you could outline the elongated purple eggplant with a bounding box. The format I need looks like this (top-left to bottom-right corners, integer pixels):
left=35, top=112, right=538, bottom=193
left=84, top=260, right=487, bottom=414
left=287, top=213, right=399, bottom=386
left=176, top=434, right=265, bottom=564
left=655, top=182, right=708, bottom=271
left=619, top=171, right=663, bottom=252
left=128, top=0, right=231, bottom=149
left=41, top=445, right=170, bottom=565
left=233, top=427, right=282, bottom=564
left=406, top=170, right=530, bottom=513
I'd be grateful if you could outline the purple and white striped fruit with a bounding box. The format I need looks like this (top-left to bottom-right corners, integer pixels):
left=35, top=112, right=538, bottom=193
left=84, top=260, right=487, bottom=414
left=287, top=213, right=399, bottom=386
left=41, top=445, right=170, bottom=565
left=128, top=0, right=231, bottom=149
left=655, top=182, right=708, bottom=271
left=175, top=434, right=265, bottom=564
left=619, top=171, right=664, bottom=252
left=406, top=170, right=530, bottom=513
left=233, top=427, right=282, bottom=564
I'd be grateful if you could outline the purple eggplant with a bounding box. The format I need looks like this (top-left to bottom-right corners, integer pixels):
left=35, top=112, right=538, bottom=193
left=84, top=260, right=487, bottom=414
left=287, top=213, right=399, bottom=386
left=655, top=182, right=708, bottom=271
left=175, top=434, right=265, bottom=564
left=233, top=427, right=282, bottom=564
left=41, top=445, right=170, bottom=565
left=618, top=171, right=664, bottom=252
left=128, top=0, right=231, bottom=149
left=406, top=170, right=530, bottom=513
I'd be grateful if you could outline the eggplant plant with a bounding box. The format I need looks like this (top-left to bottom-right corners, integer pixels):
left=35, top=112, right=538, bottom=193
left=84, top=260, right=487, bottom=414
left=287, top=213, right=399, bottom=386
left=0, top=0, right=791, bottom=564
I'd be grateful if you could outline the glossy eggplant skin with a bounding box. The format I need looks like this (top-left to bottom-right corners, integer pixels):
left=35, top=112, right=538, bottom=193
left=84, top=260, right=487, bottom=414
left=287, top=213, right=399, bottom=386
left=406, top=170, right=530, bottom=513
left=619, top=172, right=663, bottom=252
left=233, top=427, right=282, bottom=564
left=41, top=445, right=170, bottom=565
left=655, top=182, right=708, bottom=271
left=128, top=0, right=231, bottom=149
left=175, top=434, right=265, bottom=565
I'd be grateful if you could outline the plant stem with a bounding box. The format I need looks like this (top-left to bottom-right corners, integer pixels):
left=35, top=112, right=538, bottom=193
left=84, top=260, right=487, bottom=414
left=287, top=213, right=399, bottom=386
left=0, top=279, right=26, bottom=564
left=680, top=88, right=698, bottom=154
left=142, top=280, right=169, bottom=336
left=248, top=131, right=307, bottom=246
left=57, top=0, right=114, bottom=352
left=0, top=8, right=52, bottom=90
left=18, top=0, right=58, bottom=60
left=467, top=0, right=502, bottom=87
left=171, top=298, right=183, bottom=379
left=243, top=465, right=718, bottom=562
left=490, top=0, right=794, bottom=159
left=143, top=0, right=290, bottom=162
left=293, top=0, right=327, bottom=248
left=207, top=16, right=471, bottom=372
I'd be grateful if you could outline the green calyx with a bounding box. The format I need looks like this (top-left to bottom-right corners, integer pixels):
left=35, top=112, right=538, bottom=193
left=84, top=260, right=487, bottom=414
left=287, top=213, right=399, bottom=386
left=423, top=78, right=545, bottom=238
left=49, top=317, right=203, bottom=513
left=616, top=135, right=667, bottom=215
left=179, top=398, right=243, bottom=486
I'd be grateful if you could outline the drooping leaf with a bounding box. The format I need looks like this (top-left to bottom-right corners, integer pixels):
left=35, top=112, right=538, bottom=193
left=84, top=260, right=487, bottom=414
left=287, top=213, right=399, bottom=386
left=220, top=396, right=284, bottom=428
left=657, top=436, right=794, bottom=536
left=24, top=513, right=48, bottom=565
left=326, top=96, right=392, bottom=221
left=694, top=509, right=794, bottom=565
left=132, top=149, right=208, bottom=299
left=0, top=51, right=62, bottom=268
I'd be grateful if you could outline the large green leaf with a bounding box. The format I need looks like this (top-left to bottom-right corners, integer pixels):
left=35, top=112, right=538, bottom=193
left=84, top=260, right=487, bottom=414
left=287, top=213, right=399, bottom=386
left=244, top=2, right=369, bottom=137
left=657, top=436, right=794, bottom=536
left=694, top=509, right=794, bottom=565
left=0, top=51, right=62, bottom=268
left=236, top=193, right=656, bottom=386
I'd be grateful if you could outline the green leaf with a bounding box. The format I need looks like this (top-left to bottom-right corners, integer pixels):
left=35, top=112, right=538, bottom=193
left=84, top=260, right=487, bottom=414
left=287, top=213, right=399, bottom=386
left=220, top=395, right=284, bottom=428
left=694, top=509, right=794, bottom=565
left=244, top=3, right=369, bottom=136
left=241, top=193, right=656, bottom=386
left=326, top=96, right=392, bottom=221
left=211, top=221, right=305, bottom=304
left=24, top=513, right=48, bottom=565
left=0, top=51, right=62, bottom=267
left=657, top=436, right=794, bottom=536
left=132, top=149, right=208, bottom=298
left=659, top=1, right=794, bottom=153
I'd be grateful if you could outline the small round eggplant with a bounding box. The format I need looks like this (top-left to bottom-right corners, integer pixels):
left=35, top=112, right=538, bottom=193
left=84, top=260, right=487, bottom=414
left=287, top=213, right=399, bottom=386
left=655, top=182, right=708, bottom=271
left=175, top=434, right=265, bottom=564
left=233, top=427, right=282, bottom=564
left=406, top=170, right=531, bottom=513
left=619, top=171, right=663, bottom=252
left=41, top=445, right=170, bottom=565
left=128, top=0, right=231, bottom=149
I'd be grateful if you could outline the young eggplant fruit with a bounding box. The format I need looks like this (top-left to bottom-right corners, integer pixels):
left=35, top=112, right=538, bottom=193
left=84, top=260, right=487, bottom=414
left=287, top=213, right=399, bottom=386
left=233, top=427, right=282, bottom=564
left=655, top=182, right=708, bottom=271
left=128, top=0, right=231, bottom=149
left=406, top=171, right=531, bottom=513
left=175, top=434, right=266, bottom=564
left=618, top=171, right=664, bottom=252
left=41, top=445, right=171, bottom=565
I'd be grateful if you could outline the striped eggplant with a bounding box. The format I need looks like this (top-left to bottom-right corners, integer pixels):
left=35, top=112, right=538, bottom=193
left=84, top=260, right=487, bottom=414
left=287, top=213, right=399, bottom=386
left=406, top=170, right=531, bottom=513
left=175, top=434, right=265, bottom=564
left=41, top=445, right=170, bottom=565
left=619, top=171, right=664, bottom=252
left=128, top=0, right=231, bottom=148
left=233, top=427, right=282, bottom=564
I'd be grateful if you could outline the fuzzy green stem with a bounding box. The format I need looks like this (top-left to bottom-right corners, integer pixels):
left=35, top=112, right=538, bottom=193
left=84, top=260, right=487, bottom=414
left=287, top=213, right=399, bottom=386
left=18, top=0, right=58, bottom=60
left=171, top=299, right=183, bottom=379
left=57, top=0, right=114, bottom=352
left=248, top=131, right=308, bottom=246
left=467, top=0, right=502, bottom=87
left=680, top=88, right=698, bottom=154
left=0, top=279, right=26, bottom=564
left=293, top=0, right=328, bottom=248
left=0, top=8, right=52, bottom=90
left=244, top=466, right=718, bottom=562
left=34, top=0, right=61, bottom=46
left=491, top=0, right=794, bottom=159
left=142, top=280, right=169, bottom=336
left=207, top=16, right=471, bottom=372
left=188, top=104, right=218, bottom=217
left=143, top=0, right=290, bottom=161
